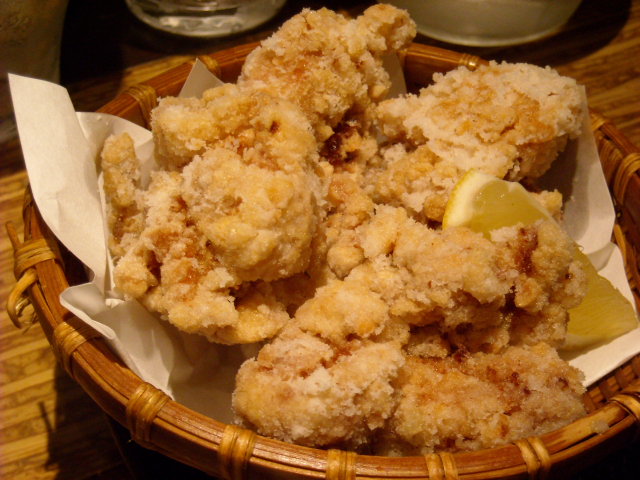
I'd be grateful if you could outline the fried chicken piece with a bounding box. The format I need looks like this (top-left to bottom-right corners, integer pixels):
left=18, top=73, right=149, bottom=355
left=323, top=170, right=375, bottom=278
left=377, top=343, right=586, bottom=455
left=232, top=211, right=587, bottom=447
left=233, top=280, right=406, bottom=449
left=103, top=85, right=323, bottom=343
left=491, top=221, right=587, bottom=347
left=343, top=206, right=586, bottom=352
left=234, top=215, right=586, bottom=449
left=364, top=144, right=452, bottom=222
left=233, top=201, right=586, bottom=449
left=345, top=207, right=517, bottom=353
left=151, top=83, right=320, bottom=172
left=369, top=62, right=583, bottom=222
left=100, top=133, right=144, bottom=258
left=101, top=6, right=591, bottom=453
left=112, top=169, right=294, bottom=344
left=181, top=147, right=316, bottom=282
left=237, top=4, right=416, bottom=146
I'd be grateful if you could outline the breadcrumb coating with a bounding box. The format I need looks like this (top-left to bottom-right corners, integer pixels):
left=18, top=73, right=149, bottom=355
left=379, top=343, right=585, bottom=454
left=344, top=207, right=586, bottom=351
left=103, top=85, right=322, bottom=343
left=101, top=133, right=144, bottom=258
left=233, top=280, right=406, bottom=449
left=369, top=61, right=583, bottom=221
left=152, top=83, right=320, bottom=171
left=100, top=5, right=591, bottom=454
left=181, top=147, right=316, bottom=282
left=233, top=209, right=587, bottom=450
left=238, top=4, right=415, bottom=145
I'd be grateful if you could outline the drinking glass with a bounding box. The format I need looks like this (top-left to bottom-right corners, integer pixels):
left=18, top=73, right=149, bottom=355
left=125, top=0, right=287, bottom=38
left=384, top=0, right=583, bottom=47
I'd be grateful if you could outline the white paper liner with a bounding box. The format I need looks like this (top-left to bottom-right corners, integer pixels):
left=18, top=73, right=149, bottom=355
left=9, top=60, right=639, bottom=421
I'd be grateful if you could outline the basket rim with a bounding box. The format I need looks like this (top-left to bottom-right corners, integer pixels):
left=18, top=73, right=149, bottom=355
left=15, top=41, right=640, bottom=479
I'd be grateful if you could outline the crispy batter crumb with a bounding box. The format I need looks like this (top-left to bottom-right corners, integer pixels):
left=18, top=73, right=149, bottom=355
left=368, top=61, right=583, bottom=222
left=238, top=4, right=416, bottom=144
left=100, top=4, right=589, bottom=454
left=104, top=85, right=322, bottom=343
left=377, top=343, right=585, bottom=454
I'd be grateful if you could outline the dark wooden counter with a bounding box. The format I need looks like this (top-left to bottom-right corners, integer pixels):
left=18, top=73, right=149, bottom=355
left=1, top=1, right=639, bottom=478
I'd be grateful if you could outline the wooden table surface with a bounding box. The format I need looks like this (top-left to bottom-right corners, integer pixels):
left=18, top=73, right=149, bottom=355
left=1, top=0, right=639, bottom=479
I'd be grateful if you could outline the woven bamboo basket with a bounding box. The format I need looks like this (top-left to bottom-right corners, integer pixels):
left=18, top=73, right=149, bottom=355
left=7, top=42, right=640, bottom=480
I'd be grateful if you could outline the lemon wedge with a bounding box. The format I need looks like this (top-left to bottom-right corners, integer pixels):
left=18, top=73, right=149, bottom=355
left=442, top=169, right=638, bottom=352
left=562, top=252, right=638, bottom=351
left=443, top=169, right=550, bottom=232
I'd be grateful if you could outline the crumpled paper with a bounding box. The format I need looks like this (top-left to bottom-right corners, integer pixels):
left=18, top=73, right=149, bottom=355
left=9, top=59, right=639, bottom=422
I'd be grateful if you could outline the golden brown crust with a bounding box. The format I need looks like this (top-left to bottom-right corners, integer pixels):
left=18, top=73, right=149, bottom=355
left=378, top=344, right=585, bottom=455
left=100, top=5, right=589, bottom=454
left=238, top=5, right=416, bottom=144
left=233, top=281, right=406, bottom=449
left=368, top=61, right=584, bottom=222
left=103, top=86, right=322, bottom=343
left=101, top=133, right=144, bottom=258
